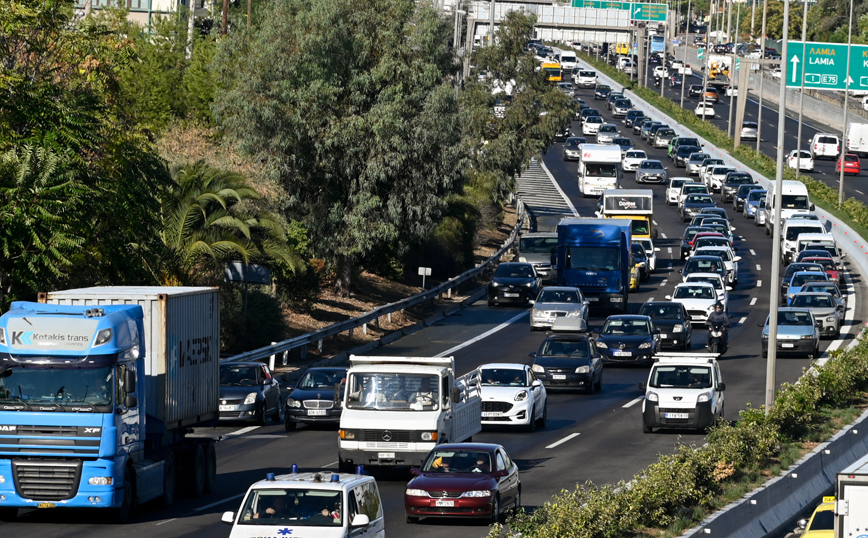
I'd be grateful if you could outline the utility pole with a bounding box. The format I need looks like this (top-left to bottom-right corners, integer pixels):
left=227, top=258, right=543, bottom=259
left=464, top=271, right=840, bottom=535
left=756, top=0, right=768, bottom=152
left=839, top=0, right=855, bottom=208
left=795, top=0, right=809, bottom=181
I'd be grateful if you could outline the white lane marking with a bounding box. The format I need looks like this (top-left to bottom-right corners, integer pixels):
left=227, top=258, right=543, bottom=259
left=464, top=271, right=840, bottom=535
left=194, top=493, right=246, bottom=512
left=622, top=396, right=644, bottom=408
left=817, top=269, right=857, bottom=365
left=667, top=247, right=673, bottom=255
left=546, top=432, right=581, bottom=449
left=750, top=297, right=757, bottom=306
left=756, top=264, right=761, bottom=271
left=661, top=279, right=668, bottom=286
left=221, top=426, right=260, bottom=439
left=757, top=280, right=762, bottom=288
left=857, top=190, right=864, bottom=195
left=661, top=232, right=667, bottom=238
left=652, top=220, right=658, bottom=225
left=437, top=311, right=528, bottom=357
left=648, top=297, right=655, bottom=302
left=750, top=249, right=757, bottom=256
left=155, top=519, right=177, bottom=526
left=738, top=317, right=747, bottom=325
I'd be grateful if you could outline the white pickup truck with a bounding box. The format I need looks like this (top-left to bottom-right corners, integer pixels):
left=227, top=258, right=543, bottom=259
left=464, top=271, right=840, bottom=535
left=338, top=355, right=482, bottom=471
left=670, top=60, right=693, bottom=76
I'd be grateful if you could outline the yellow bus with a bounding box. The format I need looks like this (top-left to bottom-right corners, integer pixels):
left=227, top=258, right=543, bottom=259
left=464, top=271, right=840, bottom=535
left=541, top=61, right=562, bottom=83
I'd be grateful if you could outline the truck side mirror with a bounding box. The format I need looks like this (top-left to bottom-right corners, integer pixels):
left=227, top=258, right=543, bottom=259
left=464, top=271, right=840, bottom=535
left=452, top=387, right=460, bottom=403
left=124, top=394, right=138, bottom=408
left=124, top=369, right=136, bottom=393
left=718, top=382, right=726, bottom=391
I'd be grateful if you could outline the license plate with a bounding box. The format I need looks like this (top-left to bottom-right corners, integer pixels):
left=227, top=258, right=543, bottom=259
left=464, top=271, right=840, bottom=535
left=614, top=351, right=632, bottom=357
left=781, top=343, right=794, bottom=348
left=552, top=374, right=567, bottom=380
left=307, top=409, right=327, bottom=416
left=482, top=412, right=503, bottom=417
left=665, top=412, right=689, bottom=419
left=587, top=297, right=599, bottom=302
left=659, top=334, right=668, bottom=339
left=378, top=452, right=395, bottom=459
left=435, top=500, right=455, bottom=507
left=219, top=405, right=234, bottom=411
left=691, top=315, right=704, bottom=320
left=37, top=502, right=56, bottom=509
left=504, top=293, right=519, bottom=297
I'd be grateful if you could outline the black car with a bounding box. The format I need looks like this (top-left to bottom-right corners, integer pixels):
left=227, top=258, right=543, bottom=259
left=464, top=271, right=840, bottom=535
left=699, top=206, right=731, bottom=221
left=219, top=361, right=283, bottom=425
left=284, top=367, right=347, bottom=431
left=680, top=226, right=716, bottom=259
left=595, top=315, right=660, bottom=365
left=637, top=301, right=693, bottom=350
left=681, top=255, right=727, bottom=282
left=624, top=110, right=644, bottom=127
left=681, top=193, right=717, bottom=222
left=594, top=84, right=612, bottom=100
left=633, top=117, right=654, bottom=135
left=488, top=262, right=541, bottom=306
left=720, top=171, right=754, bottom=202
left=688, top=84, right=704, bottom=97
left=632, top=242, right=651, bottom=281
left=612, top=136, right=634, bottom=154
left=554, top=125, right=572, bottom=142
left=733, top=183, right=758, bottom=211
left=580, top=108, right=602, bottom=123
left=674, top=145, right=703, bottom=168
left=529, top=333, right=603, bottom=393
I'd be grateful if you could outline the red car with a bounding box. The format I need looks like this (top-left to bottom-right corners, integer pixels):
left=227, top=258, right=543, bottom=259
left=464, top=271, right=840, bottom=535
left=404, top=443, right=521, bottom=524
left=836, top=153, right=861, bottom=175
left=802, top=257, right=839, bottom=283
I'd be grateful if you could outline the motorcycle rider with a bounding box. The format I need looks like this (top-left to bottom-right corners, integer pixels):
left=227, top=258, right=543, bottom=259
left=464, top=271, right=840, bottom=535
left=706, top=302, right=730, bottom=351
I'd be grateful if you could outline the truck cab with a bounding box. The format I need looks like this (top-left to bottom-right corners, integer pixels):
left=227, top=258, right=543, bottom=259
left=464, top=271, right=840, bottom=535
left=338, top=356, right=481, bottom=471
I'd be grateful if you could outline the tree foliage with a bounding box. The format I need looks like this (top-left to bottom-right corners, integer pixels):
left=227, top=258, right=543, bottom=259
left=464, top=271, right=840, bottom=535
left=213, top=0, right=465, bottom=296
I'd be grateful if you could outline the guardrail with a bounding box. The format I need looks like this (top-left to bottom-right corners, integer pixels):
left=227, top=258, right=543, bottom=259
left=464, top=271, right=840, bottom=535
left=222, top=199, right=527, bottom=368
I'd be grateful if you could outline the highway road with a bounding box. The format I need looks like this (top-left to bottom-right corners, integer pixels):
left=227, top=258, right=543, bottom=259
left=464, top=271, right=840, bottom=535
left=3, top=62, right=866, bottom=538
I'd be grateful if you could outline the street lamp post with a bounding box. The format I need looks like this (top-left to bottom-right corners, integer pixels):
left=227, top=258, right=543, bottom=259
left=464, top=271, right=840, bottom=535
left=795, top=0, right=808, bottom=181
left=839, top=0, right=855, bottom=208
left=756, top=0, right=768, bottom=152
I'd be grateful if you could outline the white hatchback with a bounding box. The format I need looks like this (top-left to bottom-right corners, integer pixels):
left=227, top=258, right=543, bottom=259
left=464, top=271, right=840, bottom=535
left=787, top=149, right=815, bottom=171
left=583, top=115, right=603, bottom=135
left=666, top=177, right=692, bottom=206
left=622, top=149, right=648, bottom=172
left=666, top=282, right=718, bottom=324
left=476, top=363, right=547, bottom=430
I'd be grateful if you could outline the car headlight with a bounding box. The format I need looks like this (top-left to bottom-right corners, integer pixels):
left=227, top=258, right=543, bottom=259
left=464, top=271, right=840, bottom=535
left=596, top=341, right=608, bottom=348
left=490, top=281, right=500, bottom=287
left=532, top=364, right=545, bottom=373
left=420, top=432, right=438, bottom=441
left=514, top=390, right=529, bottom=402
left=525, top=282, right=534, bottom=287
left=698, top=392, right=711, bottom=403
left=762, top=333, right=769, bottom=339
left=646, top=391, right=659, bottom=402
left=826, top=316, right=837, bottom=323
left=243, top=392, right=257, bottom=405
left=286, top=398, right=301, bottom=408
left=673, top=324, right=684, bottom=333
left=707, top=305, right=716, bottom=312
left=406, top=489, right=428, bottom=497
left=801, top=334, right=815, bottom=339
left=575, top=365, right=590, bottom=374
left=567, top=310, right=583, bottom=317
left=461, top=490, right=492, bottom=498
left=339, top=429, right=356, bottom=440
left=638, top=342, right=652, bottom=349
left=518, top=257, right=528, bottom=263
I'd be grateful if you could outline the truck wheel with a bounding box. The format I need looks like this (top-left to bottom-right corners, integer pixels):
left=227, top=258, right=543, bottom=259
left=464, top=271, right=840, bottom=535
left=158, top=452, right=176, bottom=509
left=110, top=473, right=135, bottom=524
left=642, top=424, right=653, bottom=434
left=186, top=445, right=206, bottom=498
left=0, top=508, right=18, bottom=521
left=203, top=441, right=217, bottom=494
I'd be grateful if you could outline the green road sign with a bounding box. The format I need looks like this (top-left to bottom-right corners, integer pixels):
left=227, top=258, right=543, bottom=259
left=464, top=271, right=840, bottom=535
left=787, top=41, right=868, bottom=91
left=736, top=58, right=741, bottom=71
left=571, top=0, right=631, bottom=7
left=631, top=3, right=667, bottom=22
left=697, top=47, right=704, bottom=60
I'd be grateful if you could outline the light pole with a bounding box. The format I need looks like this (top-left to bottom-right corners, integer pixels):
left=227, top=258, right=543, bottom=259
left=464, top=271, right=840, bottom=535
left=795, top=0, right=809, bottom=181
left=751, top=0, right=756, bottom=41
left=756, top=0, right=768, bottom=152
left=839, top=0, right=855, bottom=208
left=681, top=0, right=691, bottom=108
left=766, top=0, right=792, bottom=417
left=727, top=0, right=740, bottom=138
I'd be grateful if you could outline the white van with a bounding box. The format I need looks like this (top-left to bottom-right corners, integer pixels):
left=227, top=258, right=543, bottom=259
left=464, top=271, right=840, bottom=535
left=559, top=50, right=578, bottom=71
left=781, top=219, right=826, bottom=265
left=795, top=232, right=844, bottom=268
left=574, top=69, right=597, bottom=88
left=809, top=133, right=841, bottom=160
left=766, top=180, right=815, bottom=235
left=846, top=123, right=868, bottom=155
left=222, top=469, right=385, bottom=538
left=640, top=354, right=725, bottom=433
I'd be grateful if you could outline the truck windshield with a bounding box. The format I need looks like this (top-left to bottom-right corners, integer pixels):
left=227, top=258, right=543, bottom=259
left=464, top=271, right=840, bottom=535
left=346, top=373, right=440, bottom=411
left=236, top=488, right=343, bottom=526
left=0, top=362, right=114, bottom=411
left=585, top=163, right=617, bottom=177
left=650, top=366, right=712, bottom=388
left=781, top=195, right=809, bottom=209
left=565, top=246, right=620, bottom=271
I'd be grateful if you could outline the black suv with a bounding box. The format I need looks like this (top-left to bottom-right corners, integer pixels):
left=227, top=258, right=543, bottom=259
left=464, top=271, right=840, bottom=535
left=637, top=301, right=692, bottom=350
left=720, top=172, right=754, bottom=202
left=529, top=333, right=603, bottom=393
left=594, top=85, right=612, bottom=100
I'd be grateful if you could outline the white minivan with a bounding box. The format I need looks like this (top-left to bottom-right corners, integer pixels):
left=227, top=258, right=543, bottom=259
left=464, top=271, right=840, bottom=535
left=223, top=469, right=385, bottom=538
left=809, top=133, right=841, bottom=160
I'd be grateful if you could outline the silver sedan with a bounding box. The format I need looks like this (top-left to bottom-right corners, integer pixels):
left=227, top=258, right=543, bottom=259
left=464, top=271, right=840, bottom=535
left=530, top=287, right=590, bottom=331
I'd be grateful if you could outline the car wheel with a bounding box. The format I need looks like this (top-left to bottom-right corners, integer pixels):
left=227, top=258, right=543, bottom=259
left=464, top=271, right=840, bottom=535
left=490, top=495, right=501, bottom=524
left=526, top=406, right=537, bottom=432
left=536, top=402, right=547, bottom=428
left=488, top=299, right=496, bottom=307
left=257, top=402, right=268, bottom=426
left=272, top=399, right=283, bottom=422
left=594, top=372, right=603, bottom=392
left=587, top=376, right=597, bottom=394
left=406, top=515, right=420, bottom=524
left=643, top=424, right=653, bottom=434
left=513, top=487, right=521, bottom=512
left=284, top=416, right=297, bottom=431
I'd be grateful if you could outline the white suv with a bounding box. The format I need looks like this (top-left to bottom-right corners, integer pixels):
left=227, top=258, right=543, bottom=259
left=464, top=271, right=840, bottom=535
left=640, top=355, right=726, bottom=433
left=574, top=69, right=597, bottom=88
left=809, top=133, right=841, bottom=160
left=223, top=469, right=385, bottom=538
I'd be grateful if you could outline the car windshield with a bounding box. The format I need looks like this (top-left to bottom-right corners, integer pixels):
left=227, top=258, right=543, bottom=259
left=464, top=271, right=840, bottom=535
left=791, top=273, right=827, bottom=286
left=786, top=226, right=823, bottom=241
left=586, top=116, right=603, bottom=124
left=695, top=238, right=728, bottom=249
left=642, top=161, right=663, bottom=169
left=565, top=139, right=580, bottom=148
left=808, top=510, right=834, bottom=530
left=700, top=249, right=731, bottom=261
left=650, top=366, right=712, bottom=388
left=803, top=284, right=841, bottom=297
left=658, top=129, right=675, bottom=136
left=520, top=236, right=557, bottom=253
left=688, top=276, right=722, bottom=289
left=777, top=312, right=812, bottom=326
left=537, top=289, right=580, bottom=303
left=298, top=370, right=343, bottom=389
left=495, top=264, right=534, bottom=278
left=689, top=154, right=710, bottom=163
left=600, top=125, right=617, bottom=133
left=538, top=338, right=590, bottom=357
left=423, top=450, right=493, bottom=473
left=684, top=186, right=706, bottom=195
left=782, top=195, right=810, bottom=210
left=791, top=295, right=834, bottom=308
left=674, top=286, right=715, bottom=299
left=236, top=489, right=343, bottom=527
left=639, top=304, right=683, bottom=320
left=686, top=259, right=722, bottom=273
left=480, top=368, right=528, bottom=387
left=631, top=244, right=646, bottom=257
left=602, top=319, right=650, bottom=335
left=670, top=179, right=688, bottom=189
left=748, top=190, right=767, bottom=201
left=596, top=85, right=611, bottom=91
left=626, top=151, right=646, bottom=159
left=221, top=365, right=260, bottom=387
left=687, top=195, right=713, bottom=204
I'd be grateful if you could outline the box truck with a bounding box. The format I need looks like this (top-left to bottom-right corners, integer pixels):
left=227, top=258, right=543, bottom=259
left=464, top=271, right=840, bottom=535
left=0, top=287, right=220, bottom=522
left=577, top=144, right=622, bottom=197
left=834, top=452, right=868, bottom=536
left=599, top=188, right=658, bottom=239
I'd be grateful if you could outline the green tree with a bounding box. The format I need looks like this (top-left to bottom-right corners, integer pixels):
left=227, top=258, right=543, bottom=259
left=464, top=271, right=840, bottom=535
left=150, top=161, right=304, bottom=286
left=212, top=0, right=464, bottom=296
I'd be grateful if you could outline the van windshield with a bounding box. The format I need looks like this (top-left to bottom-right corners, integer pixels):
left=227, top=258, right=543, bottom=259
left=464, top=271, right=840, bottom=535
left=585, top=163, right=618, bottom=177
left=346, top=373, right=441, bottom=411
left=781, top=195, right=809, bottom=210
left=786, top=226, right=823, bottom=241
left=236, top=489, right=343, bottom=526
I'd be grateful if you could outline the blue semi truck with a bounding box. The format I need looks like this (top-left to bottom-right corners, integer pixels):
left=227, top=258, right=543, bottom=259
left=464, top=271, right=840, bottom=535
left=555, top=218, right=632, bottom=313
left=0, top=287, right=219, bottom=522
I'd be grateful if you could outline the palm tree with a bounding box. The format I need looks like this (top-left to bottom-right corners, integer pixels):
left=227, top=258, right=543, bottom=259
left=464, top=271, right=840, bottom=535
left=151, top=161, right=303, bottom=285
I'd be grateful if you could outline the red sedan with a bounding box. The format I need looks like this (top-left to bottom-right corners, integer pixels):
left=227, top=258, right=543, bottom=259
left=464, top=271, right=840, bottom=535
left=836, top=153, right=861, bottom=176
left=404, top=443, right=521, bottom=524
left=802, top=257, right=839, bottom=284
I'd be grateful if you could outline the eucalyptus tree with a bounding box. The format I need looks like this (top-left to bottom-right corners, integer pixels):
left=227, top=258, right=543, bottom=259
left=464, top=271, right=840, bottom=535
left=212, top=0, right=464, bottom=296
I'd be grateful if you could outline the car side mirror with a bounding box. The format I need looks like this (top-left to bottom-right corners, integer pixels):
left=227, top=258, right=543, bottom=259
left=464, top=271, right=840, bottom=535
left=718, top=382, right=726, bottom=391
left=528, top=351, right=537, bottom=358
left=532, top=379, right=543, bottom=388
left=797, top=519, right=808, bottom=530
left=222, top=511, right=236, bottom=525
left=639, top=382, right=647, bottom=390
left=733, top=256, right=742, bottom=262
left=654, top=247, right=661, bottom=252
left=351, top=514, right=371, bottom=527
left=410, top=467, right=421, bottom=476
left=757, top=323, right=765, bottom=327
left=494, top=469, right=509, bottom=477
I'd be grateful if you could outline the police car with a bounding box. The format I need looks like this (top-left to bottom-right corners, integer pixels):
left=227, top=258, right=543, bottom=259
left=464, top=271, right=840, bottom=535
left=222, top=466, right=385, bottom=537
left=640, top=354, right=725, bottom=434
